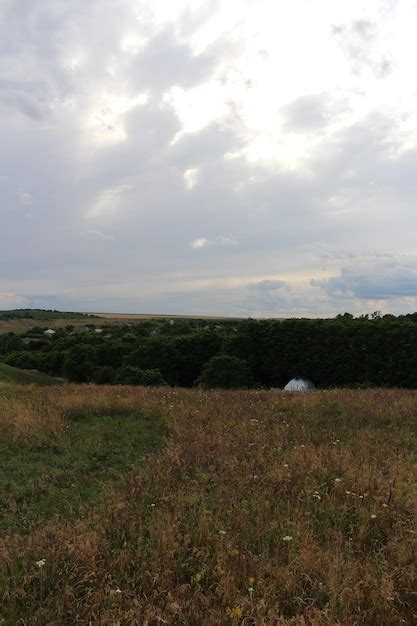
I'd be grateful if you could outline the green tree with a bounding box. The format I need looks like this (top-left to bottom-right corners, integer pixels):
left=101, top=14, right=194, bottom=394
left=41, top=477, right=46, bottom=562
left=63, top=345, right=95, bottom=382
left=93, top=366, right=116, bottom=384
left=196, top=354, right=253, bottom=389
left=115, top=366, right=166, bottom=386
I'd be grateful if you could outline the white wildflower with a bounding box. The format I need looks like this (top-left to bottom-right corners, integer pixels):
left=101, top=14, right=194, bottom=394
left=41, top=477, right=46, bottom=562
left=282, top=535, right=293, bottom=542
left=35, top=559, right=46, bottom=568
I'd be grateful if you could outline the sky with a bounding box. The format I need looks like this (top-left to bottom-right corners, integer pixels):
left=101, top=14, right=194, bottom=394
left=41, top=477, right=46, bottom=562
left=2, top=0, right=417, bottom=317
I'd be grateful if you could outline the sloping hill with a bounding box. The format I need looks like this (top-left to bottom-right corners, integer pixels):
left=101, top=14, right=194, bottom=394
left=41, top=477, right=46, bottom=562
left=0, top=363, right=59, bottom=385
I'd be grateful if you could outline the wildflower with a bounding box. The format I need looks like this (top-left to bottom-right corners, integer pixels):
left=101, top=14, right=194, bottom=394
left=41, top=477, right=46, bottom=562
left=371, top=514, right=377, bottom=519
left=35, top=559, right=46, bottom=568
left=283, top=463, right=289, bottom=468
left=334, top=478, right=342, bottom=483
left=109, top=588, right=122, bottom=597
left=219, top=530, right=227, bottom=535
left=345, top=490, right=351, bottom=495
left=282, top=535, right=293, bottom=542
left=228, top=607, right=243, bottom=619
left=194, top=572, right=203, bottom=583
left=149, top=503, right=156, bottom=507
left=382, top=503, right=389, bottom=508
left=248, top=577, right=255, bottom=587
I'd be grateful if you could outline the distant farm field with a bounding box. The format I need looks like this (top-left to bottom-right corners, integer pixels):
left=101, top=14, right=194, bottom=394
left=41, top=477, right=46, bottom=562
left=89, top=312, right=245, bottom=321
left=0, top=386, right=415, bottom=624
left=0, top=311, right=244, bottom=334
left=0, top=317, right=101, bottom=334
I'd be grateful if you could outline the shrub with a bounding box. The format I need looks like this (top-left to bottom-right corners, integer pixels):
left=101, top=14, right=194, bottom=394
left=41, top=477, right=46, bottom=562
left=115, top=366, right=166, bottom=386
left=196, top=354, right=253, bottom=389
left=63, top=345, right=95, bottom=382
left=93, top=366, right=116, bottom=385
left=4, top=351, right=38, bottom=370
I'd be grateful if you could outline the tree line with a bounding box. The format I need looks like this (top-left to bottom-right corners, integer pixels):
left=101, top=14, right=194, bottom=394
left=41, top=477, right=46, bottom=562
left=1, top=312, right=417, bottom=388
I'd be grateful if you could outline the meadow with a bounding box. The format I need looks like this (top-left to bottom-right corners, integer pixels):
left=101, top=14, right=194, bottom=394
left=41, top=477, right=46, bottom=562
left=0, top=363, right=58, bottom=386
left=0, top=385, right=415, bottom=625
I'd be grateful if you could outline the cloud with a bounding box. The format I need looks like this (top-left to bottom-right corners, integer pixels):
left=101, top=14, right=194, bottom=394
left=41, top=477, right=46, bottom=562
left=191, top=238, right=209, bottom=249
left=312, top=258, right=417, bottom=300
left=191, top=236, right=238, bottom=249
left=0, top=293, right=29, bottom=309
left=81, top=230, right=115, bottom=241
left=249, top=279, right=287, bottom=292
left=132, top=29, right=217, bottom=93
left=331, top=18, right=393, bottom=79
left=2, top=0, right=417, bottom=318
left=282, top=93, right=347, bottom=133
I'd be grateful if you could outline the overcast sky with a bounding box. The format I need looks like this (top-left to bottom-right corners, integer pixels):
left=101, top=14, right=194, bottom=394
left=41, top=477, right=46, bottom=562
left=2, top=0, right=417, bottom=317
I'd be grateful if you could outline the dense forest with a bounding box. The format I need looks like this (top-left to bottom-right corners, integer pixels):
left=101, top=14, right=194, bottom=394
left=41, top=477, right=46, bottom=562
left=2, top=311, right=417, bottom=388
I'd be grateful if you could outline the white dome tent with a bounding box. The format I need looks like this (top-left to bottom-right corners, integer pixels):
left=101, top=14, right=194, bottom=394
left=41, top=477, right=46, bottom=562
left=284, top=377, right=315, bottom=392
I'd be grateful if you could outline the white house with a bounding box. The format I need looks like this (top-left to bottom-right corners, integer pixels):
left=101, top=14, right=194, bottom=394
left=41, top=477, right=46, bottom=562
left=284, top=377, right=315, bottom=392
left=44, top=329, right=56, bottom=337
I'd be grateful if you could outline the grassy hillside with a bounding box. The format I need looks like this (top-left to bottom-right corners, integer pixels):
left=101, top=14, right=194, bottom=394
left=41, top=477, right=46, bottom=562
left=0, top=309, right=96, bottom=321
left=0, top=362, right=59, bottom=385
left=0, top=386, right=415, bottom=624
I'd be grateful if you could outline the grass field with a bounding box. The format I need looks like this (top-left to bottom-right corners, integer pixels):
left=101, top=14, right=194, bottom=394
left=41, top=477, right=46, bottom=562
left=0, top=363, right=58, bottom=386
left=0, top=385, right=415, bottom=624
left=0, top=311, right=244, bottom=333
left=90, top=312, right=245, bottom=321
left=0, top=317, right=106, bottom=334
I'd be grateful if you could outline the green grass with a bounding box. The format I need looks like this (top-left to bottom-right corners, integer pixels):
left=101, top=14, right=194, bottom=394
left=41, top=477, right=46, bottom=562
left=0, top=410, right=167, bottom=532
left=0, top=363, right=59, bottom=386
left=0, top=309, right=96, bottom=321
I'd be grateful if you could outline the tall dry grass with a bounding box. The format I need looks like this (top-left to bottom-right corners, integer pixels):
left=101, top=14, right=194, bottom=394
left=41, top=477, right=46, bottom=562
left=0, top=386, right=416, bottom=625
left=0, top=384, right=161, bottom=443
